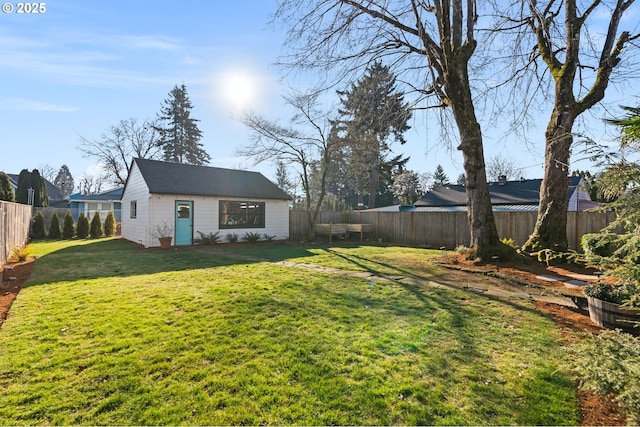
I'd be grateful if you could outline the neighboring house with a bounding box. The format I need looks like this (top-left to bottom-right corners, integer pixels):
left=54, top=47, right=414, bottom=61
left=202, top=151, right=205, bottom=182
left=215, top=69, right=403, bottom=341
left=121, top=158, right=291, bottom=248
left=369, top=175, right=598, bottom=212
left=7, top=173, right=65, bottom=206
left=69, top=187, right=123, bottom=222
left=414, top=175, right=597, bottom=211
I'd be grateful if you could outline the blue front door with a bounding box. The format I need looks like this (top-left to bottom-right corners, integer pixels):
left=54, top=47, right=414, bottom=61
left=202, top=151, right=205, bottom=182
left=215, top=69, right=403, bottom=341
left=175, top=201, right=193, bottom=245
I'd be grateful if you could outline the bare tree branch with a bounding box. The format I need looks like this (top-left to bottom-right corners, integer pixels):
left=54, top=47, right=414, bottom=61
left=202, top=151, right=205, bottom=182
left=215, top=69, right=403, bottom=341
left=237, top=90, right=337, bottom=232
left=77, top=118, right=162, bottom=187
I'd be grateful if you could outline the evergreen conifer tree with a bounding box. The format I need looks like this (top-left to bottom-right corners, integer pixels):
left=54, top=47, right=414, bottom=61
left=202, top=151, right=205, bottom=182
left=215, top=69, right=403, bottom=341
left=433, top=165, right=450, bottom=186
left=53, top=165, right=74, bottom=200
left=0, top=172, right=14, bottom=202
left=104, top=211, right=115, bottom=237
left=76, top=213, right=89, bottom=238
left=62, top=210, right=75, bottom=238
left=48, top=211, right=61, bottom=239
left=334, top=61, right=411, bottom=208
left=31, top=211, right=46, bottom=239
left=155, top=83, right=210, bottom=165
left=90, top=212, right=103, bottom=238
left=31, top=169, right=48, bottom=207
left=15, top=169, right=31, bottom=204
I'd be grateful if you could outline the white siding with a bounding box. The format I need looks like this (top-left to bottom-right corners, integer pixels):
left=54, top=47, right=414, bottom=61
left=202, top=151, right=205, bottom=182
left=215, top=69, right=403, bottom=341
left=568, top=177, right=593, bottom=211
left=120, top=163, right=151, bottom=246
left=122, top=167, right=290, bottom=247
left=150, top=196, right=289, bottom=246
left=265, top=199, right=289, bottom=239
left=148, top=195, right=177, bottom=246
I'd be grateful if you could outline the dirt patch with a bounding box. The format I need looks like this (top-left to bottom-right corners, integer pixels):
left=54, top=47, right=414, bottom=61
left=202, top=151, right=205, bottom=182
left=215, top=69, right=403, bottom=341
left=1, top=257, right=36, bottom=327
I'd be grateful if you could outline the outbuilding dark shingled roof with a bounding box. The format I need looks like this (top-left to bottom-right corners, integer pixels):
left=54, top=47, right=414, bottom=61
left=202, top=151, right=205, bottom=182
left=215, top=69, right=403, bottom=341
left=414, top=176, right=581, bottom=207
left=131, top=158, right=291, bottom=200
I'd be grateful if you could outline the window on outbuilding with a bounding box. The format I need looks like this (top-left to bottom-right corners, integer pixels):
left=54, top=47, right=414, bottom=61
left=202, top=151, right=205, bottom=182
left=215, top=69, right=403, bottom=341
left=219, top=200, right=265, bottom=228
left=130, top=200, right=137, bottom=219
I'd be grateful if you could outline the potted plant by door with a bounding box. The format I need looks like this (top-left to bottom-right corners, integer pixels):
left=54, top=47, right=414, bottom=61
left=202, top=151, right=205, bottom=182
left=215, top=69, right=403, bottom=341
left=584, top=282, right=640, bottom=334
left=152, top=222, right=173, bottom=249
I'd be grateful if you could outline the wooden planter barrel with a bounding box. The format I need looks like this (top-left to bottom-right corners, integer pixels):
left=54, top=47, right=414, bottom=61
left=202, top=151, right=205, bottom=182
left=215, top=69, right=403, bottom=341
left=587, top=296, right=640, bottom=335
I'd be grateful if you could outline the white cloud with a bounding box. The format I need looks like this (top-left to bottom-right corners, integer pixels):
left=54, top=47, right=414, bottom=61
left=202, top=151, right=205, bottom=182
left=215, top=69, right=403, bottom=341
left=118, top=35, right=182, bottom=51
left=0, top=29, right=191, bottom=87
left=0, top=97, right=78, bottom=112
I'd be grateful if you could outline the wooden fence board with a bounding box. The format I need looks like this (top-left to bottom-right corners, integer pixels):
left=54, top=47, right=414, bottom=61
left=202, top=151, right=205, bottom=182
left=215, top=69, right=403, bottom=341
left=1, top=201, right=32, bottom=265
left=290, top=209, right=616, bottom=251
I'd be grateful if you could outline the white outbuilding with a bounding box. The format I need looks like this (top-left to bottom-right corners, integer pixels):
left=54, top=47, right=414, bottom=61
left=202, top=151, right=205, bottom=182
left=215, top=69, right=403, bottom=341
left=121, top=158, right=291, bottom=247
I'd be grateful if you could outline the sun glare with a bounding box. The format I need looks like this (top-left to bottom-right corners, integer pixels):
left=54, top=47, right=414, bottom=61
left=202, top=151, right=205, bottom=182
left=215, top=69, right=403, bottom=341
left=218, top=69, right=262, bottom=111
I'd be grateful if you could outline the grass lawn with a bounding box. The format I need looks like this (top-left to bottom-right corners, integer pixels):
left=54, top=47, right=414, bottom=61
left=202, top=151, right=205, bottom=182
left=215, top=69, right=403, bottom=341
left=0, top=239, right=579, bottom=425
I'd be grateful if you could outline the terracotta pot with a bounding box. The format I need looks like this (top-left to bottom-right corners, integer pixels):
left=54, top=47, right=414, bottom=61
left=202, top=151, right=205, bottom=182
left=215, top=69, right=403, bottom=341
left=587, top=296, right=640, bottom=335
left=159, top=237, right=172, bottom=249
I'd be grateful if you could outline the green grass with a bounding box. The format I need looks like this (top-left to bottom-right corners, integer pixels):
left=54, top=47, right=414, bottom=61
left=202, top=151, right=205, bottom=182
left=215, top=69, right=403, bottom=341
left=0, top=239, right=579, bottom=425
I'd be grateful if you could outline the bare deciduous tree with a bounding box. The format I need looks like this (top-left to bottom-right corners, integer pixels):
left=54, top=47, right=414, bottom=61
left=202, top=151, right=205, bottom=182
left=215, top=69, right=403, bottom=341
left=37, top=164, right=56, bottom=183
left=490, top=0, right=640, bottom=252
left=78, top=173, right=107, bottom=195
left=274, top=0, right=507, bottom=258
left=78, top=118, right=162, bottom=186
left=486, top=154, right=524, bottom=182
left=238, top=91, right=336, bottom=235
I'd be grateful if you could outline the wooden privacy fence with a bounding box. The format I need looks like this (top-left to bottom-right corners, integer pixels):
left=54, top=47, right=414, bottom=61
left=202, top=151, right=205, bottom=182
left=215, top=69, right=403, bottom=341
left=0, top=201, right=32, bottom=265
left=289, top=210, right=617, bottom=251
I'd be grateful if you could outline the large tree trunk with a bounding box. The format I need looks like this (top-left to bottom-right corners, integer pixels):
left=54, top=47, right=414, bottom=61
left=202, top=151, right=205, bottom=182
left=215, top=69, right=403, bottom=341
left=446, top=58, right=504, bottom=259
left=523, top=108, right=575, bottom=252
left=455, top=113, right=502, bottom=258
left=521, top=0, right=635, bottom=253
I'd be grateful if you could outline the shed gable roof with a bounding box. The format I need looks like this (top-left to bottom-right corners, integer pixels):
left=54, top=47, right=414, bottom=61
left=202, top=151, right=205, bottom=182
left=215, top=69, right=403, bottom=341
left=414, top=176, right=582, bottom=207
left=131, top=158, right=291, bottom=200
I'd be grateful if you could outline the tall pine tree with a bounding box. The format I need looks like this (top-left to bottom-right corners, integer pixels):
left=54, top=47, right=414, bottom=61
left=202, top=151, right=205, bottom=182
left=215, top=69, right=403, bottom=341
left=433, top=165, right=450, bottom=186
left=53, top=164, right=74, bottom=199
left=334, top=61, right=411, bottom=208
left=155, top=84, right=210, bottom=165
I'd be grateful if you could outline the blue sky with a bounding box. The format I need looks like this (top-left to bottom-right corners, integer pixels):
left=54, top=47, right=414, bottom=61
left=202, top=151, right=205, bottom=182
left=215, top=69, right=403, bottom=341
left=1, top=0, right=637, bottom=192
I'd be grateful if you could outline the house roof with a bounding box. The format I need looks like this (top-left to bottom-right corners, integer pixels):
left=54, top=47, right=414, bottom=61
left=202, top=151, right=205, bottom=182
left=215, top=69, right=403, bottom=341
left=130, top=158, right=291, bottom=200
left=70, top=187, right=123, bottom=202
left=364, top=204, right=540, bottom=212
left=414, top=176, right=582, bottom=207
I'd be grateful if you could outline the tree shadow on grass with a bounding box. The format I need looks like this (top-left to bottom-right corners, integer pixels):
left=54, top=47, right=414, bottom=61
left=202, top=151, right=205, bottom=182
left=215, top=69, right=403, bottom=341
left=324, top=247, right=440, bottom=281
left=236, top=278, right=574, bottom=425
left=17, top=239, right=576, bottom=425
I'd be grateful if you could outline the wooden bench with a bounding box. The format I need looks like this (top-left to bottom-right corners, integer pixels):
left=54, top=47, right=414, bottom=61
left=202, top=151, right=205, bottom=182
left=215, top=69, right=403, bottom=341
left=345, top=223, right=373, bottom=242
left=313, top=223, right=347, bottom=243
left=314, top=223, right=373, bottom=242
